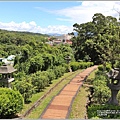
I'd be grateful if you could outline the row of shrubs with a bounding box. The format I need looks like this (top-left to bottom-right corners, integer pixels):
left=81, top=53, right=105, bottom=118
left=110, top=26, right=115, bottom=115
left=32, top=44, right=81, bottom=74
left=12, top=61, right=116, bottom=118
left=0, top=65, right=67, bottom=118
left=13, top=61, right=94, bottom=103
left=12, top=65, right=67, bottom=102
left=30, top=65, right=66, bottom=93
left=70, top=61, right=94, bottom=71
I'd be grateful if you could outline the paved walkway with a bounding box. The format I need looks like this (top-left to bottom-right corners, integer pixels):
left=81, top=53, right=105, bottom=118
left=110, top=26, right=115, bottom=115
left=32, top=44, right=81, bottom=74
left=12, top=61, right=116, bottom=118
left=40, top=66, right=98, bottom=119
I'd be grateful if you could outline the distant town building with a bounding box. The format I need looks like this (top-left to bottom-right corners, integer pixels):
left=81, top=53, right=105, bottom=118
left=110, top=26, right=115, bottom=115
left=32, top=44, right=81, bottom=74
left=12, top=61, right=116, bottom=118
left=46, top=34, right=73, bottom=45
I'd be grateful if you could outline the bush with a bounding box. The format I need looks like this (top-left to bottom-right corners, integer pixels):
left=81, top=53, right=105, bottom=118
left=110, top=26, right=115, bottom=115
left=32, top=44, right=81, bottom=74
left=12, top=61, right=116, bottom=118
left=0, top=88, right=24, bottom=118
left=70, top=62, right=80, bottom=71
left=79, top=62, right=93, bottom=69
left=12, top=77, right=34, bottom=103
left=70, top=61, right=94, bottom=71
left=87, top=104, right=120, bottom=119
left=61, top=63, right=69, bottom=72
left=31, top=73, right=44, bottom=92
left=53, top=66, right=66, bottom=79
left=31, top=71, right=50, bottom=92
left=47, top=69, right=56, bottom=83
left=93, top=73, right=110, bottom=104
left=98, top=63, right=111, bottom=72
left=40, top=71, right=51, bottom=85
left=53, top=66, right=66, bottom=78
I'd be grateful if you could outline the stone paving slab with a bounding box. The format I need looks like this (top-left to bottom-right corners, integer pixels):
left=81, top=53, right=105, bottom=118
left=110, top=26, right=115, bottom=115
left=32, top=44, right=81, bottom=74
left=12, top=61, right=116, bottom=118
left=62, top=84, right=80, bottom=92
left=41, top=109, right=68, bottom=119
left=59, top=90, right=77, bottom=96
left=51, top=95, right=73, bottom=106
left=48, top=105, right=69, bottom=110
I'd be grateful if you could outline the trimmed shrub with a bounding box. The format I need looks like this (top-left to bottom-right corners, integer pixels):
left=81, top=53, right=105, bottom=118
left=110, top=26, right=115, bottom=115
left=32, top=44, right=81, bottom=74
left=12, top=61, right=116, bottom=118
left=40, top=71, right=51, bottom=85
left=0, top=88, right=24, bottom=118
left=70, top=62, right=80, bottom=71
left=87, top=104, right=120, bottom=119
left=79, top=62, right=93, bottom=69
left=93, top=73, right=110, bottom=104
left=12, top=78, right=34, bottom=103
left=47, top=69, right=56, bottom=83
left=70, top=61, right=94, bottom=71
left=61, top=63, right=69, bottom=72
left=53, top=66, right=66, bottom=78
left=31, top=74, right=45, bottom=92
left=98, top=63, right=111, bottom=72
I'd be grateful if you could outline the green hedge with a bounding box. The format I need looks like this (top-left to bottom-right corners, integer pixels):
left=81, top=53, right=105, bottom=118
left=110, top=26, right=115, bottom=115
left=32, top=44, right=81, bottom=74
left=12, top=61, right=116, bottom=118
left=87, top=104, right=120, bottom=119
left=13, top=65, right=67, bottom=102
left=30, top=65, right=66, bottom=93
left=12, top=78, right=34, bottom=102
left=92, top=71, right=110, bottom=104
left=70, top=61, right=93, bottom=71
left=0, top=88, right=24, bottom=118
left=98, top=63, right=111, bottom=72
left=53, top=65, right=66, bottom=79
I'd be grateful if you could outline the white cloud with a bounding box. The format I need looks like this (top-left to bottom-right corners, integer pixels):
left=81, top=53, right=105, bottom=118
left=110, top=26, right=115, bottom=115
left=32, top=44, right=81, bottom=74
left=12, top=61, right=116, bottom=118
left=0, top=1, right=120, bottom=34
left=56, top=18, right=72, bottom=22
left=36, top=1, right=120, bottom=24
left=0, top=21, right=73, bottom=34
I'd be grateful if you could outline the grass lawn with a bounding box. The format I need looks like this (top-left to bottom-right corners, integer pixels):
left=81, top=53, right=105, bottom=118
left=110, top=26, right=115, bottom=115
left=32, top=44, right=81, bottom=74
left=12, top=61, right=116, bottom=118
left=69, top=69, right=97, bottom=119
left=20, top=70, right=82, bottom=118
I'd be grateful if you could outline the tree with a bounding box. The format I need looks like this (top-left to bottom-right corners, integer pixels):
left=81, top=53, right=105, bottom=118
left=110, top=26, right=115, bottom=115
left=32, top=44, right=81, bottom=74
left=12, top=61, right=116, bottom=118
left=28, top=54, right=44, bottom=73
left=71, top=13, right=120, bottom=65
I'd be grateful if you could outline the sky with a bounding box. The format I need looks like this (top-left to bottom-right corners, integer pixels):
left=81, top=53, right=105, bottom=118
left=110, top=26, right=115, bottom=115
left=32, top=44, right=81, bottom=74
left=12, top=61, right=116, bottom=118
left=0, top=1, right=120, bottom=35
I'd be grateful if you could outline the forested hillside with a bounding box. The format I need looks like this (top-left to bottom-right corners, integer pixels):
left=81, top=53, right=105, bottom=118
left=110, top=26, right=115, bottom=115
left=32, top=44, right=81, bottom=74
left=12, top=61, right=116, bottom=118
left=0, top=29, right=49, bottom=58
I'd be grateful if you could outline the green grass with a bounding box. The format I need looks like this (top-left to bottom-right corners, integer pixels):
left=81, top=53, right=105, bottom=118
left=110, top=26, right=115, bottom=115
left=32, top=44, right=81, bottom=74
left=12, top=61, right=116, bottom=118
left=21, top=70, right=82, bottom=118
left=69, top=86, right=90, bottom=119
left=69, top=70, right=97, bottom=119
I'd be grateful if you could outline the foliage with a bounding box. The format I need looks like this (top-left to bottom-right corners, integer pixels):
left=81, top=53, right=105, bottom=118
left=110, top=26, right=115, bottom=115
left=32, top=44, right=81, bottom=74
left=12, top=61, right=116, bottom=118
left=70, top=62, right=80, bottom=71
left=87, top=104, right=120, bottom=119
left=0, top=88, right=24, bottom=118
left=71, top=13, right=120, bottom=65
left=12, top=77, right=34, bottom=103
left=28, top=54, right=44, bottom=73
left=42, top=69, right=56, bottom=84
left=70, top=61, right=93, bottom=71
left=53, top=65, right=66, bottom=79
left=92, top=71, right=111, bottom=104
left=31, top=73, right=45, bottom=92
left=98, top=63, right=112, bottom=72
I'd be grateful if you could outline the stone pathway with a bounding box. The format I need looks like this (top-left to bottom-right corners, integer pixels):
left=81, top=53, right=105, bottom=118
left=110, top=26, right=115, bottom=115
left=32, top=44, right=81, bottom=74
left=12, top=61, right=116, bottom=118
left=40, top=66, right=98, bottom=119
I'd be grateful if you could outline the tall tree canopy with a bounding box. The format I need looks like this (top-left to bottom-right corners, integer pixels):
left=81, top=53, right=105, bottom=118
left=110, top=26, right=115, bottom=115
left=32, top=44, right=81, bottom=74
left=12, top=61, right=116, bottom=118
left=71, top=13, right=120, bottom=65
